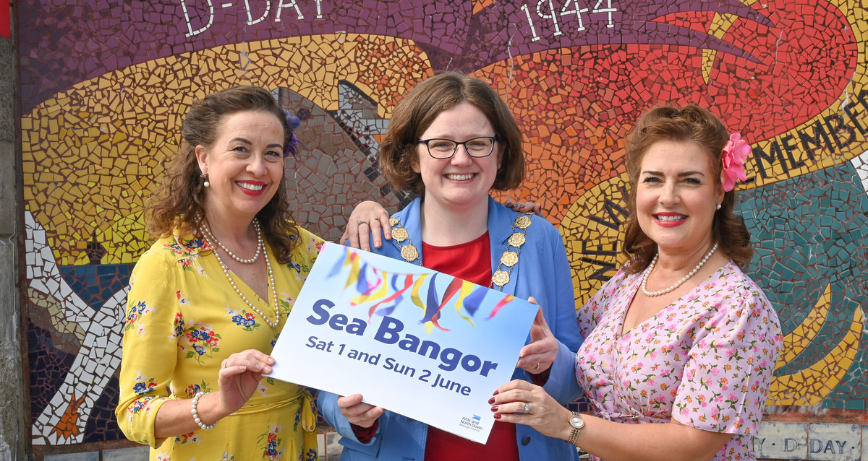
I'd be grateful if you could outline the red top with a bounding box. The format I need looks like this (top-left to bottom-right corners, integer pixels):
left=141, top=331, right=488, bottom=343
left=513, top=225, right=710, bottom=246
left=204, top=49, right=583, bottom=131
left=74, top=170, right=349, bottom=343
left=352, top=232, right=520, bottom=461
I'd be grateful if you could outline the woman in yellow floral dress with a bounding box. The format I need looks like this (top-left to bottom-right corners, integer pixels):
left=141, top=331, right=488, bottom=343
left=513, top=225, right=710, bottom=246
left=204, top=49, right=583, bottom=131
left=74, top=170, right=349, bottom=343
left=116, top=86, right=321, bottom=461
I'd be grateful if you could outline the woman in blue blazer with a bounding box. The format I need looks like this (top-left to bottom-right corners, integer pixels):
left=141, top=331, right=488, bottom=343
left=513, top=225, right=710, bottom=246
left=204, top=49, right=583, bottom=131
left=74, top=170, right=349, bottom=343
left=318, top=72, right=583, bottom=461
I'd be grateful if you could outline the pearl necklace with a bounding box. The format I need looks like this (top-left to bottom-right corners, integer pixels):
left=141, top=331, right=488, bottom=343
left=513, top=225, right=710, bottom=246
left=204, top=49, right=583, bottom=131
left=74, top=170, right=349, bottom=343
left=199, top=224, right=280, bottom=328
left=199, top=219, right=263, bottom=264
left=641, top=242, right=718, bottom=297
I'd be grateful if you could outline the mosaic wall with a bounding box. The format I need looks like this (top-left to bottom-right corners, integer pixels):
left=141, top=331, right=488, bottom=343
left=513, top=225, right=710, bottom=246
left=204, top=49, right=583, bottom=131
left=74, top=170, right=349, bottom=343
left=16, top=0, right=868, bottom=449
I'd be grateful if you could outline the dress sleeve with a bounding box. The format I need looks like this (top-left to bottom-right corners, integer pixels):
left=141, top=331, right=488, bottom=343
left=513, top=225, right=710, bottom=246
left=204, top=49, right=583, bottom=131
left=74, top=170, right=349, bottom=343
left=115, top=249, right=182, bottom=448
left=672, top=283, right=782, bottom=436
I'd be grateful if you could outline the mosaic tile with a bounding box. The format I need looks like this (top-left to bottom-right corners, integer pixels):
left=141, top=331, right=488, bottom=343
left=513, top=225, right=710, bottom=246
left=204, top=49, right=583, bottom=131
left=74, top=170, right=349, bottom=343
left=15, top=0, right=868, bottom=453
left=27, top=319, right=77, bottom=424
left=82, top=376, right=125, bottom=444
left=22, top=35, right=429, bottom=267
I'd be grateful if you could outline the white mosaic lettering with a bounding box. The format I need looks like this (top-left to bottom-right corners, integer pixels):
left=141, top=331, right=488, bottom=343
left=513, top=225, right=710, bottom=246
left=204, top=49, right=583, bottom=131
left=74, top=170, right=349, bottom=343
left=180, top=0, right=214, bottom=37
left=245, top=0, right=272, bottom=25
left=520, top=4, right=540, bottom=42
left=592, top=0, right=616, bottom=28
left=521, top=0, right=618, bottom=41
left=560, top=0, right=589, bottom=31
left=537, top=0, right=563, bottom=37
left=275, top=0, right=304, bottom=21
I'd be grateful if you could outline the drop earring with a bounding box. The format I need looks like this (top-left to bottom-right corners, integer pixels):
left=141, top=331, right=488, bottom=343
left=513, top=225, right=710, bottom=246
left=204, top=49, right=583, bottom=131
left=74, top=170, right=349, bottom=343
left=201, top=173, right=210, bottom=188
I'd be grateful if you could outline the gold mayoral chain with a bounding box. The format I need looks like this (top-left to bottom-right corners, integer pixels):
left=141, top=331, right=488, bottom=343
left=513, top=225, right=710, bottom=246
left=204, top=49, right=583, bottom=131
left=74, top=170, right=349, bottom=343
left=388, top=213, right=533, bottom=290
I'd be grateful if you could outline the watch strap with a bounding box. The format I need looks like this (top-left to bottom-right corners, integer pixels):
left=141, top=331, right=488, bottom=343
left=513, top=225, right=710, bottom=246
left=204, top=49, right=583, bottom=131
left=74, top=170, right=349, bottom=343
left=567, top=411, right=581, bottom=445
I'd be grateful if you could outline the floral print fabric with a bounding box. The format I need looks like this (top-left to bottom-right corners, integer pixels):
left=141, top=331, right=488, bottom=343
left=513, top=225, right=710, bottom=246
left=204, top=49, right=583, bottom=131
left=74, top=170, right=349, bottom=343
left=576, top=262, right=782, bottom=461
left=116, top=226, right=323, bottom=461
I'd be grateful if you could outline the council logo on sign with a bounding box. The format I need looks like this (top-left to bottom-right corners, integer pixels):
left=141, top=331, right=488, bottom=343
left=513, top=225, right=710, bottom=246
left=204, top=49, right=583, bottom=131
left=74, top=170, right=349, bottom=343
left=459, top=415, right=484, bottom=433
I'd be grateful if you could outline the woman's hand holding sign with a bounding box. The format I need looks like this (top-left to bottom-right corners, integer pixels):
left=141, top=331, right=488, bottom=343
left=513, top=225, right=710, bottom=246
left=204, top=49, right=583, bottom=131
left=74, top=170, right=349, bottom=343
left=337, top=394, right=386, bottom=429
left=517, top=298, right=558, bottom=375
left=218, top=349, right=275, bottom=416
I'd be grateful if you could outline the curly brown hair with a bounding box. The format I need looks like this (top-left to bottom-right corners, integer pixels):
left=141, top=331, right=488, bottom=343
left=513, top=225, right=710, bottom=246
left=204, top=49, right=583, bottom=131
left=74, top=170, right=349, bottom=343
left=146, top=86, right=300, bottom=263
left=379, top=71, right=525, bottom=195
left=622, top=105, right=754, bottom=274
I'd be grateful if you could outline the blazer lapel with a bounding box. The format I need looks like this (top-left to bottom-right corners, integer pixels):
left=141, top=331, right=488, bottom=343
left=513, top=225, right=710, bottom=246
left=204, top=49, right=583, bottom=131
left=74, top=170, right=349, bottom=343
left=388, top=198, right=424, bottom=267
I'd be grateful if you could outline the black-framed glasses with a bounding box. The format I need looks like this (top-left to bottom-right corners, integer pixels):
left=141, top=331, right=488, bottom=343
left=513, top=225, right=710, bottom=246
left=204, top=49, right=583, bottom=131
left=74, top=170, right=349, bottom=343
left=416, top=137, right=497, bottom=159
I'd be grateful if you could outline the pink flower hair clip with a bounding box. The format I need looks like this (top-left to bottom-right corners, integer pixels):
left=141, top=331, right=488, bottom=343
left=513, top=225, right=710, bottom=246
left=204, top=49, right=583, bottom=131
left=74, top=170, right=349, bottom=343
left=721, top=133, right=750, bottom=192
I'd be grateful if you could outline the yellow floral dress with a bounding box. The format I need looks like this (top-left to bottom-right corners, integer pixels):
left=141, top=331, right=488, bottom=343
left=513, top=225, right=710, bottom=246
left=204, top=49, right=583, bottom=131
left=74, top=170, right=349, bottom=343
left=115, top=226, right=323, bottom=461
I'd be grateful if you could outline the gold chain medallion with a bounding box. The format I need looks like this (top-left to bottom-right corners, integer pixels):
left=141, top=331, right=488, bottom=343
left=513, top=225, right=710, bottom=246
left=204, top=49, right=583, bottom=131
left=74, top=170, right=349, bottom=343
left=508, top=233, right=526, bottom=247
left=491, top=270, right=510, bottom=287
left=389, top=212, right=533, bottom=291
left=391, top=227, right=409, bottom=242
left=501, top=251, right=519, bottom=267
left=514, top=215, right=532, bottom=229
left=400, top=245, right=419, bottom=263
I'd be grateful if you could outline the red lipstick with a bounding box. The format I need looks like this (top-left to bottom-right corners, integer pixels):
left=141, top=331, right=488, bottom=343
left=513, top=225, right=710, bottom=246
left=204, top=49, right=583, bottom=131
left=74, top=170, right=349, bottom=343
left=235, top=180, right=268, bottom=197
left=652, top=212, right=687, bottom=228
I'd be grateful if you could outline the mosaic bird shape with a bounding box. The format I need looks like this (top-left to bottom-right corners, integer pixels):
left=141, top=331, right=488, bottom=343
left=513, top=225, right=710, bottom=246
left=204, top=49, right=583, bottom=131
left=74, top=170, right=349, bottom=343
left=26, top=211, right=128, bottom=445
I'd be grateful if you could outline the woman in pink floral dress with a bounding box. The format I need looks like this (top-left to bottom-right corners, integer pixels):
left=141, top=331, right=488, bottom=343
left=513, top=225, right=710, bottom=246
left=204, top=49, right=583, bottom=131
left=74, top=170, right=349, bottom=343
left=491, top=105, right=782, bottom=461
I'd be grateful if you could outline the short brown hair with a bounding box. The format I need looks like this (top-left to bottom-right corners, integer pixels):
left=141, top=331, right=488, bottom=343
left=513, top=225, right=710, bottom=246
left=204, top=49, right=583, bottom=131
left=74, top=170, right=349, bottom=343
left=622, top=105, right=754, bottom=273
left=380, top=72, right=525, bottom=195
left=146, top=85, right=300, bottom=263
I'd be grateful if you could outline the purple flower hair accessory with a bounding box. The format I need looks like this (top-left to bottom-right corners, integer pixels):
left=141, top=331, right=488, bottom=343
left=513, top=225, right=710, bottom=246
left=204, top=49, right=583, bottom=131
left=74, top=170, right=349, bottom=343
left=283, top=109, right=302, bottom=157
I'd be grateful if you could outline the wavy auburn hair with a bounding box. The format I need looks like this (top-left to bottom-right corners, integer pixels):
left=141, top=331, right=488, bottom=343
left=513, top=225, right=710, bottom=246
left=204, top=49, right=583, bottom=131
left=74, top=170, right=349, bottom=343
left=146, top=85, right=300, bottom=263
left=379, top=71, right=525, bottom=195
left=622, top=105, right=754, bottom=274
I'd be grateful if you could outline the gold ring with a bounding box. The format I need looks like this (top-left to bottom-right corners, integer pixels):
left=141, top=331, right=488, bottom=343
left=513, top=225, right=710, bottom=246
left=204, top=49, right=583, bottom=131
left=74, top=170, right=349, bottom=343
left=357, top=220, right=367, bottom=226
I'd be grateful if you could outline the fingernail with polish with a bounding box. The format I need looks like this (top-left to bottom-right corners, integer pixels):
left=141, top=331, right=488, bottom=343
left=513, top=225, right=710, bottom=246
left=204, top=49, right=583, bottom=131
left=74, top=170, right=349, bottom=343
left=488, top=397, right=495, bottom=404
left=490, top=406, right=498, bottom=412
left=493, top=414, right=502, bottom=420
left=492, top=390, right=499, bottom=396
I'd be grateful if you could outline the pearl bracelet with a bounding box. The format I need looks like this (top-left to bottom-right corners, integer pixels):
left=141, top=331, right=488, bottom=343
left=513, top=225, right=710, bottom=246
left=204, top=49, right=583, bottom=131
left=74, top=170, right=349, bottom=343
left=191, top=391, right=217, bottom=430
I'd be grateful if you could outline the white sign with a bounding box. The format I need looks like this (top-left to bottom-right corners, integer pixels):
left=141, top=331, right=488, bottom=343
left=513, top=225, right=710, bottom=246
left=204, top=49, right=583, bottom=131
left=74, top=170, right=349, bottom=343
left=269, top=243, right=537, bottom=443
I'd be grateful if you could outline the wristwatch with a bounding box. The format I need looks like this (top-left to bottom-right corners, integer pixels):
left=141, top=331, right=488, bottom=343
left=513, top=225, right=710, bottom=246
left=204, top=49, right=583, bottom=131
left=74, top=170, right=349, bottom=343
left=567, top=411, right=584, bottom=444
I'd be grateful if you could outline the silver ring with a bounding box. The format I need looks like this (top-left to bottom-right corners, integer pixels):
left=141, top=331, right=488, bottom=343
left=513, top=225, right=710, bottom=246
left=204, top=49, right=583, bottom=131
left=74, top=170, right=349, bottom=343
left=357, top=220, right=368, bottom=226
left=523, top=403, right=531, bottom=414
left=535, top=362, right=540, bottom=371
left=223, top=361, right=228, bottom=369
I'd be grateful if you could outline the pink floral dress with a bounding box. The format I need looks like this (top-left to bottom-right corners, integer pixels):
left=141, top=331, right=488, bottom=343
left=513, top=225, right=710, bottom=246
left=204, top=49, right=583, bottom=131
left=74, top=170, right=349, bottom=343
left=576, top=262, right=782, bottom=461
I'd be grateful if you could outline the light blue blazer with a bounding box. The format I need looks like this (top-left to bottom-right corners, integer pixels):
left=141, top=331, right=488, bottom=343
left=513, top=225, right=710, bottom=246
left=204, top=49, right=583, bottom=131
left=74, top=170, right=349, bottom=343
left=318, top=196, right=583, bottom=461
